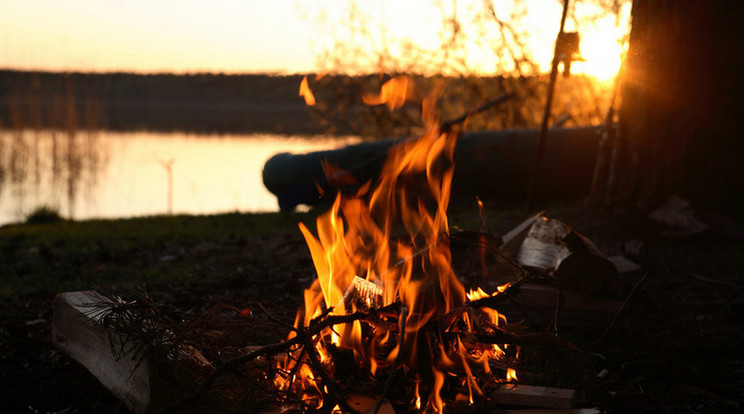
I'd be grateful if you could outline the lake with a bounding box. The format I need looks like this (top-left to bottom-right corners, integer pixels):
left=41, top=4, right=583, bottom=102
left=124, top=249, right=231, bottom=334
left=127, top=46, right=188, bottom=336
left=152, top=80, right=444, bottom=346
left=0, top=130, right=360, bottom=225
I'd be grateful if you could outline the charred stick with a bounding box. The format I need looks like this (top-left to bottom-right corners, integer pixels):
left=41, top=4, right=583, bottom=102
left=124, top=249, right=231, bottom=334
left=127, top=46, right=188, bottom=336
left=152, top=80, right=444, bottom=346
left=374, top=305, right=408, bottom=414
left=154, top=311, right=372, bottom=413
left=152, top=339, right=300, bottom=414
left=466, top=281, right=526, bottom=309
left=440, top=282, right=525, bottom=329
left=301, top=333, right=361, bottom=414
left=256, top=301, right=298, bottom=332
left=286, top=346, right=308, bottom=388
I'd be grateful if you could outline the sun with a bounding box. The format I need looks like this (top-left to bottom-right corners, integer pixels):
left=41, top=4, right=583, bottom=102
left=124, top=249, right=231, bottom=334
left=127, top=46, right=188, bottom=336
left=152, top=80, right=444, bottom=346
left=572, top=26, right=626, bottom=83
left=569, top=5, right=631, bottom=84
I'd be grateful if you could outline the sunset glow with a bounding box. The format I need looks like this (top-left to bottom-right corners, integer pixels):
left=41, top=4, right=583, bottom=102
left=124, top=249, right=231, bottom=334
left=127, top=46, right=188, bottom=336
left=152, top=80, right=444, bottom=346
left=0, top=0, right=629, bottom=79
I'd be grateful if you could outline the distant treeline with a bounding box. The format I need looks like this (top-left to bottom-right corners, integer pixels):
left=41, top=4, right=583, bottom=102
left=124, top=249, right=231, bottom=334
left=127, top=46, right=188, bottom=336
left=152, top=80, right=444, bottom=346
left=0, top=70, right=611, bottom=137
left=0, top=70, right=324, bottom=135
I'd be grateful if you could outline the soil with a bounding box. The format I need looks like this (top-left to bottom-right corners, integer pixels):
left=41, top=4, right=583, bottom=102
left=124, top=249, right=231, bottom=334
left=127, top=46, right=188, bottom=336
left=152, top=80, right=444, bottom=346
left=1, top=206, right=742, bottom=413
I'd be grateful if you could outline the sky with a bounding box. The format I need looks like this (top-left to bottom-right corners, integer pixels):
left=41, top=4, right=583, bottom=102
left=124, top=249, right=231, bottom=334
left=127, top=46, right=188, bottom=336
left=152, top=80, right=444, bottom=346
left=1, top=0, right=319, bottom=73
left=0, top=0, right=630, bottom=80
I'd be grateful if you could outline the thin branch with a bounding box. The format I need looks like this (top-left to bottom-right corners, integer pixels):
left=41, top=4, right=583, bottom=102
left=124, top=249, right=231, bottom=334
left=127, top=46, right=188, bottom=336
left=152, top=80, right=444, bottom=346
left=301, top=332, right=361, bottom=414
left=153, top=311, right=372, bottom=413
left=440, top=93, right=515, bottom=133
left=590, top=272, right=649, bottom=346
left=374, top=305, right=408, bottom=414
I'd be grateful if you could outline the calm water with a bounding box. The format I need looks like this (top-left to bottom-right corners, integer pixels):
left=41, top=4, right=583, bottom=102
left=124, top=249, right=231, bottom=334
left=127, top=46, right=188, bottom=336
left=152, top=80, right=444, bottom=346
left=0, top=130, right=360, bottom=225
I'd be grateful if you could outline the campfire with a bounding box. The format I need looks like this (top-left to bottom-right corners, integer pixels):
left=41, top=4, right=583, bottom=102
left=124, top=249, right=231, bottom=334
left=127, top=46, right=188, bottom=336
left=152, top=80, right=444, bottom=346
left=51, top=76, right=637, bottom=414
left=274, top=77, right=523, bottom=412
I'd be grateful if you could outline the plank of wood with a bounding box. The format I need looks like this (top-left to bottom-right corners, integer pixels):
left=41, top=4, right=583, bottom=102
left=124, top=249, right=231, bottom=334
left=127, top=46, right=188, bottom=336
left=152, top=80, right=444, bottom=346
left=492, top=384, right=575, bottom=408
left=52, top=291, right=150, bottom=414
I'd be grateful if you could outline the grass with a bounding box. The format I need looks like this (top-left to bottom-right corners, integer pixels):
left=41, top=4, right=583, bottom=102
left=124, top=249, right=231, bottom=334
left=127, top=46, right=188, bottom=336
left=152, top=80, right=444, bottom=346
left=0, top=203, right=534, bottom=302
left=0, top=211, right=317, bottom=301
left=0, top=198, right=607, bottom=302
left=25, top=205, right=63, bottom=224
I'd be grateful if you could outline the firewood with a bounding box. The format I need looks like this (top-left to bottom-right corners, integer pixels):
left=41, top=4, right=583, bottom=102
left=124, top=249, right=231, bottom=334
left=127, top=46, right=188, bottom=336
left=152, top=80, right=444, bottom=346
left=52, top=291, right=151, bottom=414
left=52, top=291, right=213, bottom=414
left=491, top=384, right=575, bottom=408
left=501, top=213, right=544, bottom=258
left=343, top=275, right=383, bottom=310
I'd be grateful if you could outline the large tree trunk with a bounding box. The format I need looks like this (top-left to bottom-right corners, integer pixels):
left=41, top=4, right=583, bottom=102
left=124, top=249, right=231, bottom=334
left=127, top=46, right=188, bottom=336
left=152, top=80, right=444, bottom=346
left=606, top=0, right=743, bottom=214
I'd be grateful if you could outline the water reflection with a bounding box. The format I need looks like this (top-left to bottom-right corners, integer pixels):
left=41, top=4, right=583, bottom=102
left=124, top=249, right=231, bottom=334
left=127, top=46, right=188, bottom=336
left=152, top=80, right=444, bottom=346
left=0, top=130, right=359, bottom=224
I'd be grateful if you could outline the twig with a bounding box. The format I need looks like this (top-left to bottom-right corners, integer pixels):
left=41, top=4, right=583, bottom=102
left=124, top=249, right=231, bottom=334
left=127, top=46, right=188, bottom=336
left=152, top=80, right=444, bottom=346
left=471, top=331, right=580, bottom=350
left=374, top=305, right=408, bottom=414
left=465, top=280, right=528, bottom=310
left=690, top=273, right=742, bottom=288
left=153, top=311, right=371, bottom=413
left=448, top=230, right=531, bottom=280
left=199, top=303, right=255, bottom=349
left=439, top=93, right=515, bottom=133
left=301, top=332, right=361, bottom=414
left=590, top=272, right=648, bottom=346
left=552, top=286, right=563, bottom=336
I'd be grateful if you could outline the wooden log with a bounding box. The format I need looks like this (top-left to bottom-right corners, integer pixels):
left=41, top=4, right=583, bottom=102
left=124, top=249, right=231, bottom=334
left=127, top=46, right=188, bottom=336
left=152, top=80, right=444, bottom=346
left=262, top=126, right=604, bottom=210
left=492, top=384, right=575, bottom=408
left=52, top=291, right=150, bottom=414
left=53, top=291, right=213, bottom=414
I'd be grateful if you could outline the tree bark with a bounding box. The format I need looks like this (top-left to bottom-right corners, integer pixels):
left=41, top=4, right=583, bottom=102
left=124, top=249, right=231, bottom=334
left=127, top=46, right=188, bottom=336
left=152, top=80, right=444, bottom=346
left=606, top=0, right=744, bottom=213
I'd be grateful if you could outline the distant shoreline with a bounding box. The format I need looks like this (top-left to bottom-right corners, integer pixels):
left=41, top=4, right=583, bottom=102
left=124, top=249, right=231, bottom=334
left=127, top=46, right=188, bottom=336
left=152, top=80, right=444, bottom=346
left=0, top=70, right=331, bottom=136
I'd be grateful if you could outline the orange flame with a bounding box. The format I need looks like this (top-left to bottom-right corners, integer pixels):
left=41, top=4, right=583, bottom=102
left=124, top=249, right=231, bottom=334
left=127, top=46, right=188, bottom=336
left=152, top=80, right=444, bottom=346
left=277, top=78, right=516, bottom=410
left=362, top=75, right=410, bottom=110
left=299, top=75, right=316, bottom=106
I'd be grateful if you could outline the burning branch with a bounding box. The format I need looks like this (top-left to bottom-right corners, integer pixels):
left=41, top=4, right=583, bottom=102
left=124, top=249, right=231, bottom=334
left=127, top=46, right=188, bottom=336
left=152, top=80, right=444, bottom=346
left=374, top=305, right=408, bottom=414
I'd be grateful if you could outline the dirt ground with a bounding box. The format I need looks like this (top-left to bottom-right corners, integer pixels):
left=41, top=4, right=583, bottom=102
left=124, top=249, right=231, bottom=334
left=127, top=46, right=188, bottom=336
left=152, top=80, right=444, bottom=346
left=1, top=205, right=742, bottom=413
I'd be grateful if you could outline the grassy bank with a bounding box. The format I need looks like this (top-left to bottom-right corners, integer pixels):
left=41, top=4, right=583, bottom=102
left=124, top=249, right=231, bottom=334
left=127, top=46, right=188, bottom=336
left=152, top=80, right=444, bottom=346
left=2, top=206, right=742, bottom=413
left=0, top=212, right=318, bottom=300
left=0, top=206, right=526, bottom=301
